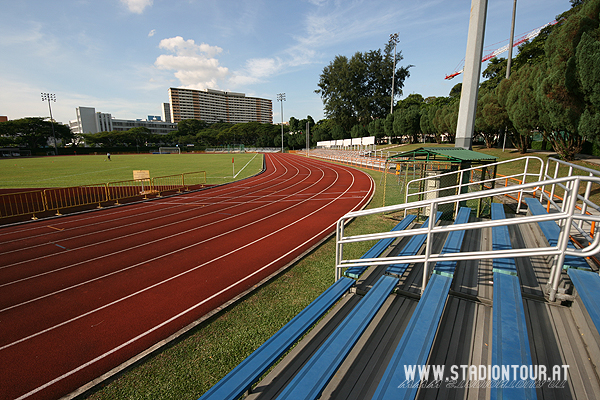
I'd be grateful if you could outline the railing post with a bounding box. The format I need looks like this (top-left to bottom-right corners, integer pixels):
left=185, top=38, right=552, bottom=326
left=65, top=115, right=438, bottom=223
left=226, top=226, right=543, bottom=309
left=422, top=203, right=438, bottom=293
left=549, top=178, right=580, bottom=302
left=335, top=219, right=344, bottom=281
left=579, top=172, right=593, bottom=230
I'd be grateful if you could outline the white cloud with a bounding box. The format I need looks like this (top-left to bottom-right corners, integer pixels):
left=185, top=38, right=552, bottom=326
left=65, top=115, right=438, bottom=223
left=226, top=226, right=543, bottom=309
left=120, top=0, right=153, bottom=14
left=155, top=36, right=229, bottom=90
left=230, top=57, right=283, bottom=86
left=148, top=29, right=156, bottom=37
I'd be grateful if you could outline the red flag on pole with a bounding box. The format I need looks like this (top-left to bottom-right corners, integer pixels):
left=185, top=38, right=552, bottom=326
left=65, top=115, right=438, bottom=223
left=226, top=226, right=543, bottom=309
left=232, top=157, right=234, bottom=163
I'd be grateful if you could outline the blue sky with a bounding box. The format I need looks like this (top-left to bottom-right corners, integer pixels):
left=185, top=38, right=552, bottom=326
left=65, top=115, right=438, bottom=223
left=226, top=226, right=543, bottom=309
left=0, top=0, right=571, bottom=126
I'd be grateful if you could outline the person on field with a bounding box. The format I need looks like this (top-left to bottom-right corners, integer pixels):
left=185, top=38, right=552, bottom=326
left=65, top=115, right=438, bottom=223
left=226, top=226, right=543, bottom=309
left=107, top=152, right=111, bottom=161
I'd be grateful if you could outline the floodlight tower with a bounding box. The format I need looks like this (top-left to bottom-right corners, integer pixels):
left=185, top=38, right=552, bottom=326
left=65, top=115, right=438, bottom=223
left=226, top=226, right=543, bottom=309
left=455, top=0, right=488, bottom=150
left=41, top=92, right=58, bottom=155
left=277, top=93, right=286, bottom=153
left=389, top=33, right=400, bottom=114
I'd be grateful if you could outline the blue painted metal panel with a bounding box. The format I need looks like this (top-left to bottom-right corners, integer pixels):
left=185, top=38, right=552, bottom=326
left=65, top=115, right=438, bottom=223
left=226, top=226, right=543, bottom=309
left=433, top=207, right=471, bottom=277
left=198, top=277, right=355, bottom=400
left=345, top=215, right=417, bottom=278
left=491, top=203, right=517, bottom=275
left=276, top=275, right=399, bottom=400
left=372, top=273, right=452, bottom=400
left=568, top=268, right=600, bottom=334
left=524, top=198, right=590, bottom=271
left=386, top=212, right=443, bottom=277
left=491, top=272, right=536, bottom=400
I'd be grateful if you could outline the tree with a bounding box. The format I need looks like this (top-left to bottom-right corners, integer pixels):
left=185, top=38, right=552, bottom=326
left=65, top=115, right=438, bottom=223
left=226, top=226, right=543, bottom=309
left=577, top=31, right=600, bottom=143
left=311, top=119, right=333, bottom=144
left=316, top=43, right=411, bottom=131
left=536, top=0, right=600, bottom=159
left=0, top=117, right=73, bottom=149
left=393, top=106, right=421, bottom=143
left=350, top=124, right=368, bottom=138
left=177, top=119, right=209, bottom=136
left=367, top=119, right=386, bottom=143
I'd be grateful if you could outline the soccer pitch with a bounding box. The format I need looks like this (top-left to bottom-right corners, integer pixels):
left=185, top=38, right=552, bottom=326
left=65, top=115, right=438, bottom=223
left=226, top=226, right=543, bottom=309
left=0, top=153, right=264, bottom=189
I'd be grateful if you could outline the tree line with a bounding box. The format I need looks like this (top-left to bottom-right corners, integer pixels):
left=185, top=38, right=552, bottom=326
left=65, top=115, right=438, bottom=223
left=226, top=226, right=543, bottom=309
left=0, top=117, right=74, bottom=149
left=312, top=0, right=600, bottom=161
left=3, top=1, right=596, bottom=159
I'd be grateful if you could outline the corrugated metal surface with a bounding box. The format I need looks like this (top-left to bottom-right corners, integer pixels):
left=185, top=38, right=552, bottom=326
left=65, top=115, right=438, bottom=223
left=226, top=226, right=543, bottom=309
left=390, top=147, right=497, bottom=162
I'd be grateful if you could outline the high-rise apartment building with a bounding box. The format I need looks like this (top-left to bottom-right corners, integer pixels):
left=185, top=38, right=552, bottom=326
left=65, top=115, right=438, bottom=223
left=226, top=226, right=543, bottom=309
left=168, top=88, right=273, bottom=124
left=162, top=103, right=172, bottom=124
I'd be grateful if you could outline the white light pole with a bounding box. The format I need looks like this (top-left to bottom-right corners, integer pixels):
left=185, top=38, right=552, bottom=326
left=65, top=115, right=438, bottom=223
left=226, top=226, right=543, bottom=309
left=277, top=93, right=286, bottom=153
left=389, top=33, right=400, bottom=114
left=41, top=92, right=58, bottom=155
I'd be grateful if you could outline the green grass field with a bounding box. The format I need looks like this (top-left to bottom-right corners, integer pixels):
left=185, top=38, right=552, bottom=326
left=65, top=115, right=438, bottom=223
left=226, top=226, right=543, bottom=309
left=0, top=153, right=264, bottom=189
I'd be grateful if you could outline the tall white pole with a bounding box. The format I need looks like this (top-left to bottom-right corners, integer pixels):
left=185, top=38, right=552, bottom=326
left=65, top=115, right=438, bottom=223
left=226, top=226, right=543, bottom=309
left=277, top=93, right=286, bottom=153
left=389, top=33, right=399, bottom=115
left=455, top=0, right=488, bottom=150
left=41, top=93, right=58, bottom=155
left=506, top=0, right=517, bottom=79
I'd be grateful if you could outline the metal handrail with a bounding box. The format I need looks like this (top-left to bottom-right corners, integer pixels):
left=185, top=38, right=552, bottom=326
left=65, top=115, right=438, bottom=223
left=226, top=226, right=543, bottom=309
left=335, top=175, right=600, bottom=302
left=404, top=156, right=544, bottom=214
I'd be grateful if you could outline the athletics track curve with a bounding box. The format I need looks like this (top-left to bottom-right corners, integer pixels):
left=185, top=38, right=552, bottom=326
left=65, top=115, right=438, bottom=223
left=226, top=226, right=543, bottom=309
left=0, top=153, right=374, bottom=400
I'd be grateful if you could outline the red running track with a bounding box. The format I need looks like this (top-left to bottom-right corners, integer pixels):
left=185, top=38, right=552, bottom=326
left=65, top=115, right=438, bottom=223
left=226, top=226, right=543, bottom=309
left=0, top=153, right=374, bottom=400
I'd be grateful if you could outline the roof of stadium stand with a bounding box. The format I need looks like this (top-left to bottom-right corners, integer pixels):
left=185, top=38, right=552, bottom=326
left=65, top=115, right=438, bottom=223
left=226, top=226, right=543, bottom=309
left=388, top=147, right=497, bottom=164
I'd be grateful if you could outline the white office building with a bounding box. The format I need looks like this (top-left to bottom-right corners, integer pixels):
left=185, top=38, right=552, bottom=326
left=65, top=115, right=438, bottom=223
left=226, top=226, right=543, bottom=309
left=70, top=107, right=178, bottom=135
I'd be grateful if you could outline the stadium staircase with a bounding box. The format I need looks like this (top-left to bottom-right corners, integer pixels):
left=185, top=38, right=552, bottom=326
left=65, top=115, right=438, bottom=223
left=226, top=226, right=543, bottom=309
left=198, top=156, right=600, bottom=400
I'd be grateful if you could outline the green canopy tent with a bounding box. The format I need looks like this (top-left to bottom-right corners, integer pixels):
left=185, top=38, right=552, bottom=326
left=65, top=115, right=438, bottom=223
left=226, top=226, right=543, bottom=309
left=383, top=147, right=497, bottom=218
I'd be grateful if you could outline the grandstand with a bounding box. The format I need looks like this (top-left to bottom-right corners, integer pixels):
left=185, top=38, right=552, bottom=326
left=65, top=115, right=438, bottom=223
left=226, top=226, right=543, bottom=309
left=200, top=152, right=600, bottom=399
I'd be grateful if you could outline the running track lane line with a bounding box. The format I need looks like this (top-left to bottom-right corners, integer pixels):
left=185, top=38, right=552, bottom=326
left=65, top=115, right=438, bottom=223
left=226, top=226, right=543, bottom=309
left=0, top=153, right=282, bottom=255
left=12, top=157, right=374, bottom=400
left=0, top=156, right=321, bottom=291
left=0, top=160, right=328, bottom=315
left=0, top=157, right=339, bottom=339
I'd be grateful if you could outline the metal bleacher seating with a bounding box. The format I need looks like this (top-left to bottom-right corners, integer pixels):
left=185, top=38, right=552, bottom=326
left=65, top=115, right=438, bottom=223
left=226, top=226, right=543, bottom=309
left=198, top=276, right=355, bottom=400
left=344, top=214, right=417, bottom=279
left=274, top=275, right=398, bottom=399
left=524, top=197, right=600, bottom=335
left=372, top=206, right=471, bottom=400
left=385, top=212, right=442, bottom=277
left=490, top=203, right=536, bottom=400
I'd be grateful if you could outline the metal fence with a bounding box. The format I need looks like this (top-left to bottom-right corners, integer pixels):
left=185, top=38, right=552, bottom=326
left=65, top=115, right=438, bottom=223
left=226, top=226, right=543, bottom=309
left=0, top=171, right=207, bottom=220
left=0, top=190, right=46, bottom=220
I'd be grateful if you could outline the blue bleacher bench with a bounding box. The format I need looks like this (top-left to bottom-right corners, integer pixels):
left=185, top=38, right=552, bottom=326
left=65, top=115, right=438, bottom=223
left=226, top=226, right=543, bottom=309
left=567, top=268, right=600, bottom=336
left=372, top=207, right=471, bottom=400
left=386, top=212, right=443, bottom=277
left=433, top=207, right=471, bottom=277
left=524, top=198, right=600, bottom=333
left=490, top=203, right=536, bottom=400
left=198, top=277, right=355, bottom=400
left=276, top=274, right=399, bottom=400
left=524, top=197, right=591, bottom=271
left=491, top=203, right=517, bottom=275
left=345, top=214, right=416, bottom=279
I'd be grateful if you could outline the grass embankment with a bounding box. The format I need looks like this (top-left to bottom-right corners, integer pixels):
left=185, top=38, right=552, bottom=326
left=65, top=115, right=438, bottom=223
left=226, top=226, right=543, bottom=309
left=85, top=166, right=396, bottom=400
left=0, top=153, right=262, bottom=189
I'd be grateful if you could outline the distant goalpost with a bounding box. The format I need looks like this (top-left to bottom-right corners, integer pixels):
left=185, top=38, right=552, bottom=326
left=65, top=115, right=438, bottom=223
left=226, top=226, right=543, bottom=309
left=158, top=147, right=181, bottom=154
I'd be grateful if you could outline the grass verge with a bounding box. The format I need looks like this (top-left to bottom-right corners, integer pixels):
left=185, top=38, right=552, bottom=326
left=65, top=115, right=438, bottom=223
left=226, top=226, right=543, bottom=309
left=84, top=165, right=394, bottom=400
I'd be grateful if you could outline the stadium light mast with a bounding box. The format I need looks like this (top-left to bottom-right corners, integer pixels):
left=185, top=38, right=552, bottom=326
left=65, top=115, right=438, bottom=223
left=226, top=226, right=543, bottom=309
left=277, top=93, right=286, bottom=153
left=389, top=33, right=400, bottom=114
left=41, top=92, right=58, bottom=155
left=455, top=0, right=488, bottom=150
